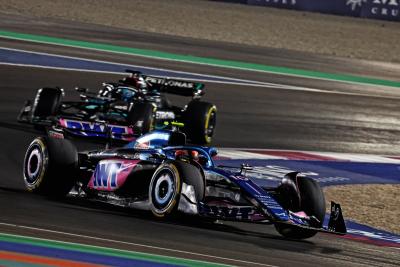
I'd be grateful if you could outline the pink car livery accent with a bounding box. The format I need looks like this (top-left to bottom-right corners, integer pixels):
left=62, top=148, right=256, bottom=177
left=88, top=159, right=140, bottom=191
left=59, top=118, right=135, bottom=141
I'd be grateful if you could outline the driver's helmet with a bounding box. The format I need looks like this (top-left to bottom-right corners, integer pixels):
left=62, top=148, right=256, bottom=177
left=122, top=72, right=148, bottom=91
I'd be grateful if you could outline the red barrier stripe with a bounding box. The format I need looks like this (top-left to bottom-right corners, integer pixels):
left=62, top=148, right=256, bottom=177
left=338, top=234, right=400, bottom=248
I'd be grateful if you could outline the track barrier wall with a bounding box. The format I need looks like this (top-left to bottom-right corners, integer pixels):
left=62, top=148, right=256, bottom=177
left=215, top=0, right=400, bottom=22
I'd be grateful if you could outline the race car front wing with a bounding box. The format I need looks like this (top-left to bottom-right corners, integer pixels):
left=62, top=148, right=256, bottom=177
left=275, top=202, right=347, bottom=235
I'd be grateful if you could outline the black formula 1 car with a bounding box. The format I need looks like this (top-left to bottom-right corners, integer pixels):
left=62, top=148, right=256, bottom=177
left=18, top=70, right=217, bottom=145
left=23, top=130, right=346, bottom=240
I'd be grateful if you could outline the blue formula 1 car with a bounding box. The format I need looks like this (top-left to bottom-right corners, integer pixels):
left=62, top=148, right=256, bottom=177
left=22, top=130, right=346, bottom=239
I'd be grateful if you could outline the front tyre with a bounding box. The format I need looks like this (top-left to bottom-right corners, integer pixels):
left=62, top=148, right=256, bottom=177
left=274, top=173, right=326, bottom=239
left=149, top=163, right=182, bottom=217
left=184, top=101, right=217, bottom=145
left=23, top=137, right=78, bottom=197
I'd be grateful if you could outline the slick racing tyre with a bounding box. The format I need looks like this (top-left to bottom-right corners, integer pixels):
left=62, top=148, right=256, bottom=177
left=274, top=173, right=326, bottom=239
left=184, top=101, right=217, bottom=145
left=149, top=161, right=205, bottom=217
left=127, top=102, right=155, bottom=135
left=174, top=160, right=205, bottom=204
left=149, top=162, right=182, bottom=217
left=32, top=88, right=62, bottom=118
left=23, top=136, right=78, bottom=197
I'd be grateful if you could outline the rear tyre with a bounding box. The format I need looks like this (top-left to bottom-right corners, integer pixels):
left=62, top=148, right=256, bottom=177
left=23, top=137, right=78, bottom=197
left=184, top=101, right=217, bottom=145
left=32, top=88, right=62, bottom=118
left=274, top=173, right=325, bottom=239
left=127, top=102, right=155, bottom=135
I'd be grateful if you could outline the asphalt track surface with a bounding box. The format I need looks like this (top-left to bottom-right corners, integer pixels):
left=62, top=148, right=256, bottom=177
left=0, top=13, right=400, bottom=266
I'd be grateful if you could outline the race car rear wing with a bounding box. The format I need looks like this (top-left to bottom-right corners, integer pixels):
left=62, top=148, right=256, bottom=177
left=144, top=76, right=204, bottom=97
left=125, top=69, right=205, bottom=98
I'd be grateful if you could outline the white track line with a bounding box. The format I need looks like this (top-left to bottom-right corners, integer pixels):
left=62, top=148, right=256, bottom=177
left=0, top=222, right=277, bottom=267
left=217, top=150, right=287, bottom=160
